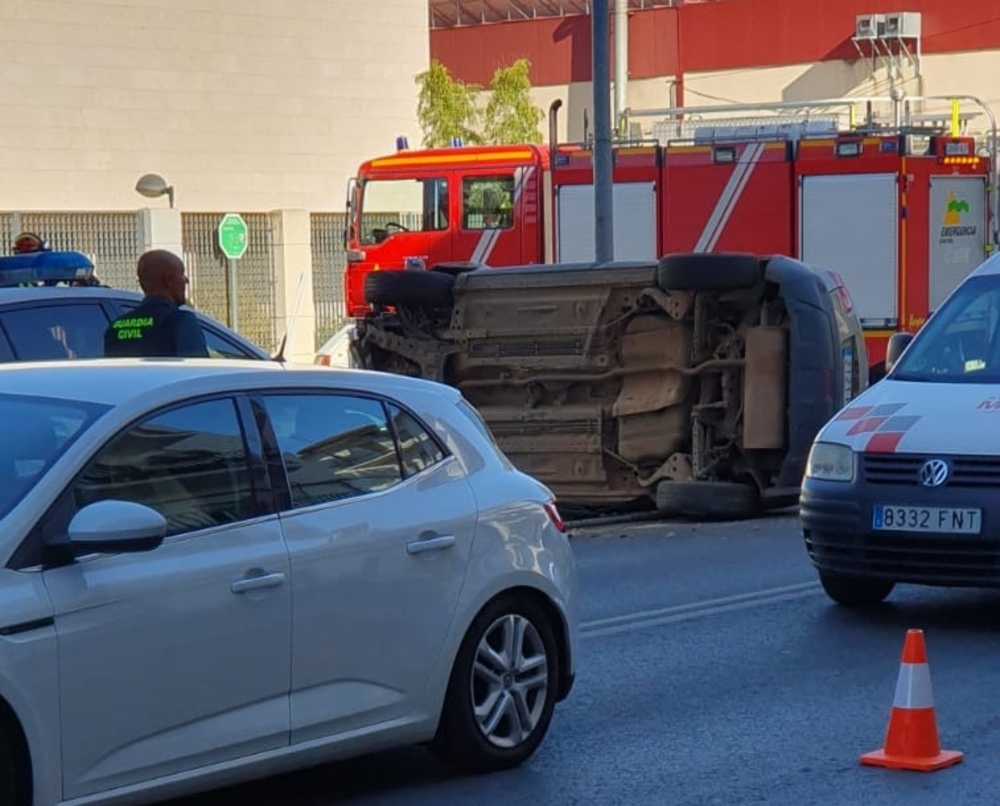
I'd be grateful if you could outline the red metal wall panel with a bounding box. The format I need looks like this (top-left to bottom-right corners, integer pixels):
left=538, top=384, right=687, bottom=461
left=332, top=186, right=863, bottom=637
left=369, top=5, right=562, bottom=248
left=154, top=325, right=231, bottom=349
left=430, top=0, right=1000, bottom=87
left=429, top=16, right=592, bottom=88
left=680, top=0, right=1000, bottom=73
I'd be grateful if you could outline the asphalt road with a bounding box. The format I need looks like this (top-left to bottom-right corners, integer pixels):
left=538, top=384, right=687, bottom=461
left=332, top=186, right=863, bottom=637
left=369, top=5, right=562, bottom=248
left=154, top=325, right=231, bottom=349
left=168, top=513, right=1000, bottom=806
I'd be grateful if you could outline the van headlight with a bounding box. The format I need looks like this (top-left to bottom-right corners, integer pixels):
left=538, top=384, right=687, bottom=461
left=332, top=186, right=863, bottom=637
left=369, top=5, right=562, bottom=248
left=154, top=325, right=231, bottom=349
left=806, top=442, right=855, bottom=482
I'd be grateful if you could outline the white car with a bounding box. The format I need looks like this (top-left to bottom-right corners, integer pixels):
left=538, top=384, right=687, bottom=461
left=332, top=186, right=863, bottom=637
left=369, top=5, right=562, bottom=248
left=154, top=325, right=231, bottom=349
left=0, top=359, right=578, bottom=806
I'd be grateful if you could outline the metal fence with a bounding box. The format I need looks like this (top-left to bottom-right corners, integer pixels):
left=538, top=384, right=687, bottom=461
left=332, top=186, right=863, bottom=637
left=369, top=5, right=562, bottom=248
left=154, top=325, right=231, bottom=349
left=310, top=212, right=348, bottom=349
left=0, top=212, right=143, bottom=290
left=310, top=211, right=422, bottom=350
left=181, top=212, right=278, bottom=352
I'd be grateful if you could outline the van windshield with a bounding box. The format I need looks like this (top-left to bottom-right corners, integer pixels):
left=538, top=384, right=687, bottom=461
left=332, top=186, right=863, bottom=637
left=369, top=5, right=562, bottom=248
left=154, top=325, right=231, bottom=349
left=891, top=274, right=1000, bottom=384
left=356, top=177, right=449, bottom=245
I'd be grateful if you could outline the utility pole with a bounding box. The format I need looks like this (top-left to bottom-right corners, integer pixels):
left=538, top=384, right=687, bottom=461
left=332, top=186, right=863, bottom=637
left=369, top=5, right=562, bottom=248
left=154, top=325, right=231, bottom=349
left=592, top=0, right=614, bottom=264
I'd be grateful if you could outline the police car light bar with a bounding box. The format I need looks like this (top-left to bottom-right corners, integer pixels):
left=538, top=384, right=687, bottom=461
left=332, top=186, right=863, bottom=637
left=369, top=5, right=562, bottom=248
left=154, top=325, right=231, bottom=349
left=0, top=251, right=95, bottom=288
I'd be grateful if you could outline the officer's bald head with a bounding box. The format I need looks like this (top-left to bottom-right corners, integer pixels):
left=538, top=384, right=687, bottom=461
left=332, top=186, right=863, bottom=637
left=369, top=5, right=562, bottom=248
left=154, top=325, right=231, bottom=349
left=137, top=250, right=187, bottom=305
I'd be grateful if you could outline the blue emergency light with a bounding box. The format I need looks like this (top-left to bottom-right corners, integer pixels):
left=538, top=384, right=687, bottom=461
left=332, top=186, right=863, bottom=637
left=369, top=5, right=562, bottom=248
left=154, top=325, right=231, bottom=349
left=0, top=250, right=95, bottom=287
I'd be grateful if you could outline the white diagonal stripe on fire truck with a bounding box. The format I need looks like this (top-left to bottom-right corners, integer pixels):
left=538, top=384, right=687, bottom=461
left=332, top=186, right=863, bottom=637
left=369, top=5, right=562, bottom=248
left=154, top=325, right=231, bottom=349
left=694, top=141, right=765, bottom=252
left=705, top=141, right=765, bottom=251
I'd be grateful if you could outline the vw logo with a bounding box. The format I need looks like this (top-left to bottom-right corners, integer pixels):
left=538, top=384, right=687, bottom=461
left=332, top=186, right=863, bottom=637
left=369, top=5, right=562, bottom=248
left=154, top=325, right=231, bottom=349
left=919, top=459, right=950, bottom=488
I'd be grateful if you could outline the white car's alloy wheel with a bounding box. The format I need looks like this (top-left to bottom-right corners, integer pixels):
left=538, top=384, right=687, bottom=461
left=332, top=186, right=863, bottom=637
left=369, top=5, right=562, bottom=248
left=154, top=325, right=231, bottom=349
left=471, top=614, right=549, bottom=749
left=431, top=594, right=560, bottom=773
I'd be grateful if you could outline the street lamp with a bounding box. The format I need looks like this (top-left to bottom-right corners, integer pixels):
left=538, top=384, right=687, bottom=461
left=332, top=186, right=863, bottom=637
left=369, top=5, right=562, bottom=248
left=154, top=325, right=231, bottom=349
left=135, top=173, right=175, bottom=208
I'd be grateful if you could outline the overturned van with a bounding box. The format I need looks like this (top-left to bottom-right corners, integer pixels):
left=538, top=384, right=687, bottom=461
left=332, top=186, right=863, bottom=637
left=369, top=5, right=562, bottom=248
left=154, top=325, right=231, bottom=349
left=351, top=253, right=867, bottom=518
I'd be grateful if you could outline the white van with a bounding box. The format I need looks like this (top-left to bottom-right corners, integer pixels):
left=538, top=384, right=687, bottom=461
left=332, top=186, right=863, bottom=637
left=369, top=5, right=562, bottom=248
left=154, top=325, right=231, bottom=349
left=801, top=251, right=1000, bottom=606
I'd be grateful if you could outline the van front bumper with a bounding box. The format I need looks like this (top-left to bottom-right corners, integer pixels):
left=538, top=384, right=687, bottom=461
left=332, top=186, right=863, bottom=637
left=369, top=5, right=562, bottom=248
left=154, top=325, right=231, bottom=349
left=801, top=470, right=1000, bottom=588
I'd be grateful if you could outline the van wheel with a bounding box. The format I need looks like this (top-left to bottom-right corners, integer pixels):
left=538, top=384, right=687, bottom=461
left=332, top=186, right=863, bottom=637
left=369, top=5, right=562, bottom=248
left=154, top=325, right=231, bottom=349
left=819, top=572, right=894, bottom=607
left=655, top=480, right=761, bottom=520
left=363, top=270, right=455, bottom=309
left=657, top=253, right=762, bottom=292
left=430, top=595, right=559, bottom=774
left=0, top=726, right=27, bottom=806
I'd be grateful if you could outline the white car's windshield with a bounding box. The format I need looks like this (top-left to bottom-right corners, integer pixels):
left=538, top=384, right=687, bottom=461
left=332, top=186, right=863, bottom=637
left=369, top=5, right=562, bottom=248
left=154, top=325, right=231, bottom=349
left=892, top=274, right=1000, bottom=384
left=0, top=394, right=109, bottom=517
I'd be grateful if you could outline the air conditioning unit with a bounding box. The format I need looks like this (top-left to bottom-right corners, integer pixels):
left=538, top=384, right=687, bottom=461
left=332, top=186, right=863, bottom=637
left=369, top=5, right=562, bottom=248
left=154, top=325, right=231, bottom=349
left=855, top=13, right=885, bottom=40
left=884, top=12, right=921, bottom=38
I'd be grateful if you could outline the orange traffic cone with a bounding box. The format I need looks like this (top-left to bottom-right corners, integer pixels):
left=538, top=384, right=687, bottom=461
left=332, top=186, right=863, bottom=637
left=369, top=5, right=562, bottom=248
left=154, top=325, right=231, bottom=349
left=860, top=628, right=963, bottom=772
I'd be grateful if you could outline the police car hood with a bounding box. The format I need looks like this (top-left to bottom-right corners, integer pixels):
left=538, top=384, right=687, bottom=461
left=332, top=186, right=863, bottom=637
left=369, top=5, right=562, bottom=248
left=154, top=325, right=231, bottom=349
left=818, top=379, right=1000, bottom=455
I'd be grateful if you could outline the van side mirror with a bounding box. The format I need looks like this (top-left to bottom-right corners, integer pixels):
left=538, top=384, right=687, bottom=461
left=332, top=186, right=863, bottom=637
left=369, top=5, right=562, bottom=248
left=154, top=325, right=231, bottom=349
left=885, top=332, right=915, bottom=374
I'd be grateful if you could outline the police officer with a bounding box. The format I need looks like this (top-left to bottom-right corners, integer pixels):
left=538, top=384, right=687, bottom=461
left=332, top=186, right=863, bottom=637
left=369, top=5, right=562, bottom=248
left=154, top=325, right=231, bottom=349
left=104, top=249, right=209, bottom=358
left=11, top=231, right=50, bottom=254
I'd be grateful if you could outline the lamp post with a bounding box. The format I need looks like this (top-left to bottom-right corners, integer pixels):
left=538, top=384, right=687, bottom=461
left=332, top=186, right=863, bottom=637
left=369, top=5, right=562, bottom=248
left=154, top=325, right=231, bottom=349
left=134, top=173, right=175, bottom=208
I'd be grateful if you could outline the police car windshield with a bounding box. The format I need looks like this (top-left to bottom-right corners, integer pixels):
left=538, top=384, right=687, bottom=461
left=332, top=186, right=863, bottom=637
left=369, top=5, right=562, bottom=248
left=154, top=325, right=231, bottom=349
left=891, top=274, right=1000, bottom=384
left=0, top=394, right=109, bottom=518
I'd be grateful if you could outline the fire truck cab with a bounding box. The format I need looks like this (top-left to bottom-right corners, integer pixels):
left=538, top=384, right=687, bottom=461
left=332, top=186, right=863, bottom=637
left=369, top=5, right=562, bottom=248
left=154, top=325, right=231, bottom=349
left=344, top=141, right=549, bottom=318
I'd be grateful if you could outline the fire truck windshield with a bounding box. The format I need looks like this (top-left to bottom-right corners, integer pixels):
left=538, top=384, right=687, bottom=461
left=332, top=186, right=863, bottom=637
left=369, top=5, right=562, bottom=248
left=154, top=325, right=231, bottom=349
left=356, top=177, right=448, bottom=246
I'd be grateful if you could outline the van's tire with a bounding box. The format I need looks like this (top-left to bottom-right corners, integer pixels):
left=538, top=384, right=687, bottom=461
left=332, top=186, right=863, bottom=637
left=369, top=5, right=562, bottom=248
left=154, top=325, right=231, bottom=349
left=657, top=253, right=762, bottom=292
left=363, top=270, right=455, bottom=309
left=819, top=572, right=895, bottom=607
left=655, top=480, right=762, bottom=520
left=0, top=726, right=27, bottom=806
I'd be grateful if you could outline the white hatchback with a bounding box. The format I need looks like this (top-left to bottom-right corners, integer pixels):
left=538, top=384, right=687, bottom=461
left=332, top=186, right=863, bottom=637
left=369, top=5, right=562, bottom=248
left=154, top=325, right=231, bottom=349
left=0, top=359, right=578, bottom=806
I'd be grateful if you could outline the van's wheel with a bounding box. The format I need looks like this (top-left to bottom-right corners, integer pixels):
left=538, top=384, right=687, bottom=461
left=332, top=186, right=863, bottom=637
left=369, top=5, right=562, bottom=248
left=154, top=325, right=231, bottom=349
left=363, top=270, right=455, bottom=309
left=655, top=480, right=762, bottom=520
left=0, top=726, right=27, bottom=806
left=819, top=572, right=895, bottom=607
left=657, top=253, right=762, bottom=292
left=430, top=594, right=559, bottom=774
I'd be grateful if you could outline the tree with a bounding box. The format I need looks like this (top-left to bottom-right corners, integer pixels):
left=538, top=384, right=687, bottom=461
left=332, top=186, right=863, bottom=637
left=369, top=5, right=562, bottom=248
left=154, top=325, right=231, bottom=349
left=483, top=59, right=544, bottom=145
left=415, top=58, right=544, bottom=147
left=415, top=60, right=483, bottom=147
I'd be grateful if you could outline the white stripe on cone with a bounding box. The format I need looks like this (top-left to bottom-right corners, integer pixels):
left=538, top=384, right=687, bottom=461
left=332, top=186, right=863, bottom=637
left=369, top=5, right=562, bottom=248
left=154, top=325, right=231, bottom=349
left=893, top=662, right=935, bottom=710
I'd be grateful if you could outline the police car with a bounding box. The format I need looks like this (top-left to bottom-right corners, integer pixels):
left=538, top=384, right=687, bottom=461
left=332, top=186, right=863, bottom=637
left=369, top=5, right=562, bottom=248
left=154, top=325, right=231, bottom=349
left=801, top=250, right=1000, bottom=606
left=0, top=250, right=268, bottom=362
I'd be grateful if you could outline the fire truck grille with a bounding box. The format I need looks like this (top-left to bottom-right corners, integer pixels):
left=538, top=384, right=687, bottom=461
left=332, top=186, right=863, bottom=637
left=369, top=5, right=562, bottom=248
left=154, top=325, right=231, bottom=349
left=863, top=454, right=1000, bottom=487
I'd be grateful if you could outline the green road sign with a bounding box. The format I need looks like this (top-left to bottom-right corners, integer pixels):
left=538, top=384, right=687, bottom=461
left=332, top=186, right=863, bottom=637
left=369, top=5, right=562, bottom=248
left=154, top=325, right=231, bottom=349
left=218, top=213, right=248, bottom=260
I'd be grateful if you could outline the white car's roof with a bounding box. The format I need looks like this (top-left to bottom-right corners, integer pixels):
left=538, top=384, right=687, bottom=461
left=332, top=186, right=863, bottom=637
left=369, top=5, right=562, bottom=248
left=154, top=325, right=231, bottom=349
left=0, top=359, right=458, bottom=408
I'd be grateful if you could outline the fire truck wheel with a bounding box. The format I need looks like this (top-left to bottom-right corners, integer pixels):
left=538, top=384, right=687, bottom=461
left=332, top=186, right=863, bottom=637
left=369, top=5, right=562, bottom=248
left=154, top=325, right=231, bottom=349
left=655, top=480, right=761, bottom=520
left=656, top=253, right=762, bottom=292
left=363, top=270, right=455, bottom=309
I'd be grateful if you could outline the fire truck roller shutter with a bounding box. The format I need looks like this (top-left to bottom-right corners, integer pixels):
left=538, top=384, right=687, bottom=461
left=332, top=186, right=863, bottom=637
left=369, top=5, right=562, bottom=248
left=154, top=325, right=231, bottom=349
left=656, top=253, right=763, bottom=292
left=363, top=270, right=456, bottom=309
left=799, top=173, right=898, bottom=328
left=556, top=182, right=657, bottom=263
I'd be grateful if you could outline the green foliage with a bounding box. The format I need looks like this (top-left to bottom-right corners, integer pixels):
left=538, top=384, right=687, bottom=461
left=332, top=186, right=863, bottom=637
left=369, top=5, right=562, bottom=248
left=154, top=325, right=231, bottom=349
left=415, top=58, right=543, bottom=147
left=415, top=60, right=483, bottom=147
left=483, top=59, right=544, bottom=145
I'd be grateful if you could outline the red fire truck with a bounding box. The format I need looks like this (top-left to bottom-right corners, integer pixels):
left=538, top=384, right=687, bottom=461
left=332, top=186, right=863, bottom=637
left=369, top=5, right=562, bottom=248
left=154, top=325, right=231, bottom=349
left=343, top=102, right=995, bottom=376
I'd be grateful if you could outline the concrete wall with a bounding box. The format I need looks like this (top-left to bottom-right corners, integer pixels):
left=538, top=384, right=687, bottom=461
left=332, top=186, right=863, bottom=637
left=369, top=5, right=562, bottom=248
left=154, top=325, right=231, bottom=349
left=0, top=0, right=428, bottom=212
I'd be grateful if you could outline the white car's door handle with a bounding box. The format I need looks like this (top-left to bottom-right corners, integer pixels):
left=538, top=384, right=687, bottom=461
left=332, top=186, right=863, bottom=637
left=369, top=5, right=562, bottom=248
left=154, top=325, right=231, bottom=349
left=231, top=572, right=286, bottom=594
left=406, top=535, right=456, bottom=555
